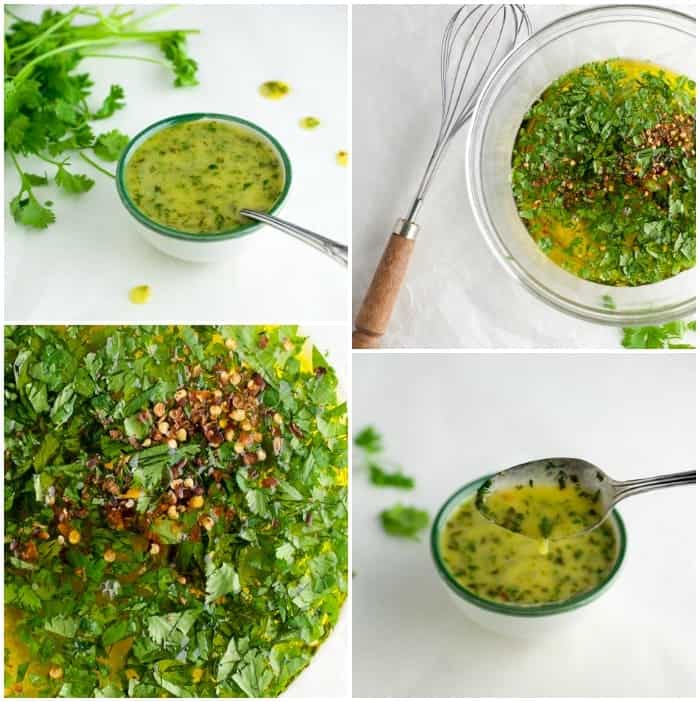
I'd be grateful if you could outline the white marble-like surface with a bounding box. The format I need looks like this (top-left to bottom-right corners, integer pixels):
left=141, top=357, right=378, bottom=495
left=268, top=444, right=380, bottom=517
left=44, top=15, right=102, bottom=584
left=5, top=5, right=348, bottom=323
left=352, top=352, right=695, bottom=697
left=352, top=3, right=696, bottom=348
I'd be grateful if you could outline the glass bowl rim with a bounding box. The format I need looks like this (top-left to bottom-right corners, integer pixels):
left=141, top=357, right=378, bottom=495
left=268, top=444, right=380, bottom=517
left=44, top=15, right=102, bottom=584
left=116, top=112, right=293, bottom=242
left=465, top=4, right=696, bottom=326
left=430, top=473, right=628, bottom=617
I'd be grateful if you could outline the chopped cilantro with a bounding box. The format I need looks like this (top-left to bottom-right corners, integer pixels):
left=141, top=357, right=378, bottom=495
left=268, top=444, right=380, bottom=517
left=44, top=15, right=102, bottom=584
left=621, top=320, right=695, bottom=349
left=4, top=325, right=347, bottom=697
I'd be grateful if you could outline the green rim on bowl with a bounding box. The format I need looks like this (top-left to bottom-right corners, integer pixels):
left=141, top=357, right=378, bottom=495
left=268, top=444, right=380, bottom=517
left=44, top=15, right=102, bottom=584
left=430, top=474, right=627, bottom=617
left=116, top=112, right=293, bottom=242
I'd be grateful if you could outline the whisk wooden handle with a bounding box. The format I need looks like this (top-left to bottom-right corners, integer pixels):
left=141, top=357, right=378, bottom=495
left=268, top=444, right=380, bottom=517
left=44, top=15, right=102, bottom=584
left=353, top=233, right=415, bottom=349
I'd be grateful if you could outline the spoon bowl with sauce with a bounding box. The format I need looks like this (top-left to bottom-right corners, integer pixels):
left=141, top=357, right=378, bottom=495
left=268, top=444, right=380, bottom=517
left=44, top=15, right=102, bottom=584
left=476, top=458, right=695, bottom=549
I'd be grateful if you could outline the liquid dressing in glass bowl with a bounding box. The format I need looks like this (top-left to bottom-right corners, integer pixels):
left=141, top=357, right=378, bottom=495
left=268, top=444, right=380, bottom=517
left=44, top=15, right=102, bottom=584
left=466, top=5, right=695, bottom=325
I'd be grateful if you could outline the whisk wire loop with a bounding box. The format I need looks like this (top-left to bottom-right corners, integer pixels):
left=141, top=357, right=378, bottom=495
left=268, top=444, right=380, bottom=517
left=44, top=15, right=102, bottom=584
left=407, top=4, right=532, bottom=224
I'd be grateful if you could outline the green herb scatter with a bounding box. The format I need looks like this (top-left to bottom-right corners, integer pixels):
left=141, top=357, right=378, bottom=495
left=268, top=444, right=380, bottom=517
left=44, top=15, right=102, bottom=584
left=512, top=58, right=696, bottom=286
left=4, top=325, right=347, bottom=697
left=353, top=425, right=383, bottom=454
left=4, top=6, right=199, bottom=229
left=380, top=504, right=430, bottom=540
left=621, top=319, right=696, bottom=349
left=353, top=425, right=414, bottom=490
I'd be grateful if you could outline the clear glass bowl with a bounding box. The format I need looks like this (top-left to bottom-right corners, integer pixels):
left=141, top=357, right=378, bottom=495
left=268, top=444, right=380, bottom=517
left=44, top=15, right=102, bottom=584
left=466, top=5, right=695, bottom=325
left=431, top=475, right=627, bottom=629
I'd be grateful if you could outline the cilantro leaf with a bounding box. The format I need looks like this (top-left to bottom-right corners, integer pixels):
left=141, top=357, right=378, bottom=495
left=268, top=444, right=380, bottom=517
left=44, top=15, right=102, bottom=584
left=216, top=637, right=241, bottom=682
left=92, top=85, right=126, bottom=120
left=354, top=425, right=383, bottom=453
left=380, top=504, right=430, bottom=540
left=10, top=192, right=55, bottom=229
left=44, top=615, right=79, bottom=638
left=93, top=130, right=130, bottom=162
left=55, top=165, right=95, bottom=194
left=622, top=320, right=695, bottom=349
left=205, top=562, right=241, bottom=604
left=368, top=462, right=415, bottom=489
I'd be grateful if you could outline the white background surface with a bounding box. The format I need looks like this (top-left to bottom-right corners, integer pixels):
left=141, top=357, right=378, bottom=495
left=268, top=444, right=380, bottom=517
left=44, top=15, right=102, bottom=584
left=352, top=3, right=696, bottom=348
left=352, top=352, right=695, bottom=697
left=5, top=5, right=348, bottom=323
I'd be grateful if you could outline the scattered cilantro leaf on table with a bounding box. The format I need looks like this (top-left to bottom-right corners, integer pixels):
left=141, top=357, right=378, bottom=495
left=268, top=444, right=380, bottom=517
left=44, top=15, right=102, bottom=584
left=368, top=462, right=415, bottom=489
left=354, top=425, right=383, bottom=453
left=4, top=6, right=200, bottom=229
left=621, top=320, right=696, bottom=349
left=380, top=504, right=430, bottom=541
left=354, top=425, right=415, bottom=490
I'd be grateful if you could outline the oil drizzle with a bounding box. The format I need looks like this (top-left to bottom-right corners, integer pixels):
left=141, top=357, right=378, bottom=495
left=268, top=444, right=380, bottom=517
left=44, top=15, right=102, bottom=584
left=128, top=285, right=151, bottom=305
left=259, top=80, right=290, bottom=100
left=299, top=116, right=321, bottom=130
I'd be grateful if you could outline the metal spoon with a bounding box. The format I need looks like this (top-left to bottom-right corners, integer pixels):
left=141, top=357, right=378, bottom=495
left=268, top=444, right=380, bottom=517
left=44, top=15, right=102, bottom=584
left=476, top=457, right=695, bottom=539
left=240, top=209, right=348, bottom=267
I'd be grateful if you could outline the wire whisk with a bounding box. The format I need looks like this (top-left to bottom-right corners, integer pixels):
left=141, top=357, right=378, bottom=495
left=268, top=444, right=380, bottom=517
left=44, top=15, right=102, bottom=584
left=406, top=4, right=532, bottom=226
left=353, top=5, right=532, bottom=348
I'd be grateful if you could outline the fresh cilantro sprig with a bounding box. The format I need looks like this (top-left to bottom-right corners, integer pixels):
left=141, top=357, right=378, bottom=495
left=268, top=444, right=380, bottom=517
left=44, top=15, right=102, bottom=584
left=621, top=320, right=696, bottom=349
left=5, top=6, right=200, bottom=229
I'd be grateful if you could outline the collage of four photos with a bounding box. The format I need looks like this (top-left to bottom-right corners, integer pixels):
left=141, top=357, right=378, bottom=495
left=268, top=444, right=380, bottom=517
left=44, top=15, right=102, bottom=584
left=3, top=1, right=696, bottom=699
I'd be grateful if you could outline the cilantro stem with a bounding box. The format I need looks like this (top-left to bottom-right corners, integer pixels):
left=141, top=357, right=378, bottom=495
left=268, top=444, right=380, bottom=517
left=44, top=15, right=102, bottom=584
left=12, top=31, right=198, bottom=86
left=81, top=52, right=171, bottom=67
left=80, top=152, right=116, bottom=179
left=7, top=8, right=82, bottom=60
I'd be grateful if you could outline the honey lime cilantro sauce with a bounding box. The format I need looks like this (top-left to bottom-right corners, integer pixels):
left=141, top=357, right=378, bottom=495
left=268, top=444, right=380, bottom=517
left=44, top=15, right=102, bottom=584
left=475, top=475, right=605, bottom=554
left=512, top=59, right=696, bottom=286
left=440, top=496, right=617, bottom=606
left=124, top=120, right=284, bottom=234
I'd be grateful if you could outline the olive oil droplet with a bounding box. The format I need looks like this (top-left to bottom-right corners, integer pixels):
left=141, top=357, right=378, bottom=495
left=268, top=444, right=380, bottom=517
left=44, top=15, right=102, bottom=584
left=335, top=150, right=349, bottom=167
left=129, top=285, right=151, bottom=304
left=259, top=81, right=290, bottom=100
left=299, top=116, right=321, bottom=130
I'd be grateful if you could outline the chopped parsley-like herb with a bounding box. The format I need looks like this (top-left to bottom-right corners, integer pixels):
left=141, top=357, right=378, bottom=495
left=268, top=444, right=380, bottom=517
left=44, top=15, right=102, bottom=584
left=621, top=320, right=696, bottom=349
left=379, top=504, right=430, bottom=540
left=512, top=59, right=696, bottom=286
left=4, top=325, right=347, bottom=698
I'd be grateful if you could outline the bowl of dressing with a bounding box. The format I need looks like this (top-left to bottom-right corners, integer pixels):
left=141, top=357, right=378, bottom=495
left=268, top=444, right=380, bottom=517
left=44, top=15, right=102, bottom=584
left=116, top=113, right=292, bottom=262
left=466, top=5, right=695, bottom=325
left=430, top=474, right=627, bottom=638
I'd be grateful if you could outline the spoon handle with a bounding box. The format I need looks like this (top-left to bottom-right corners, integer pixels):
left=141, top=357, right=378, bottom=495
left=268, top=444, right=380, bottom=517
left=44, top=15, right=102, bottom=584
left=240, top=209, right=348, bottom=266
left=612, top=470, right=696, bottom=503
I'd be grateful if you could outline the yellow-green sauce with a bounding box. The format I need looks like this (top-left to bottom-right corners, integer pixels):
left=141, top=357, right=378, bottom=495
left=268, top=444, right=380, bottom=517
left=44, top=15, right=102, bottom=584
left=335, top=151, right=348, bottom=167
left=440, top=496, right=617, bottom=605
left=476, top=482, right=604, bottom=543
left=125, top=120, right=284, bottom=234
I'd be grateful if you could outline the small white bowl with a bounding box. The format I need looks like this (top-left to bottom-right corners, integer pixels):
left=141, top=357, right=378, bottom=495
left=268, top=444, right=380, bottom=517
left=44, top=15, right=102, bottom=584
left=116, top=113, right=292, bottom=263
left=431, top=474, right=627, bottom=639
